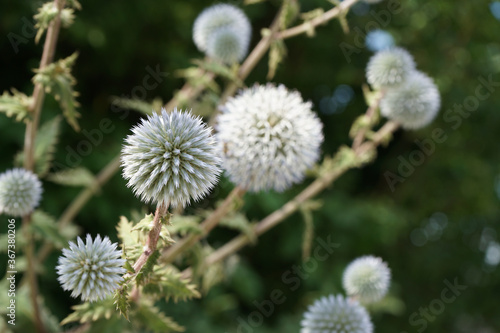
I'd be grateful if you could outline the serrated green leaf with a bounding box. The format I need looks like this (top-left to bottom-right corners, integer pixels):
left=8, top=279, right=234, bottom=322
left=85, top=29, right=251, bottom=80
left=15, top=116, right=62, bottom=177
left=46, top=166, right=95, bottom=187
left=110, top=96, right=160, bottom=116
left=0, top=89, right=32, bottom=122
left=33, top=53, right=80, bottom=131
left=142, top=267, right=201, bottom=302
left=117, top=216, right=143, bottom=261
left=114, top=284, right=130, bottom=320
left=219, top=212, right=257, bottom=244
left=280, top=0, right=300, bottom=30
left=193, top=59, right=242, bottom=87
left=30, top=210, right=79, bottom=249
left=124, top=260, right=135, bottom=274
left=135, top=300, right=184, bottom=332
left=136, top=250, right=160, bottom=285
left=60, top=298, right=115, bottom=325
left=167, top=215, right=203, bottom=236
left=267, top=39, right=287, bottom=80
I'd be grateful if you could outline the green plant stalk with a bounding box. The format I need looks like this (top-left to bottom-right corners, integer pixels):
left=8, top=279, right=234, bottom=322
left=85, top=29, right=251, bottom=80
left=22, top=1, right=65, bottom=332
left=160, top=186, right=246, bottom=264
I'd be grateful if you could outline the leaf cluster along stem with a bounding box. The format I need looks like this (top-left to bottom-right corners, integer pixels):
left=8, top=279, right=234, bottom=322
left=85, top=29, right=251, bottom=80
left=57, top=0, right=361, bottom=229
left=22, top=1, right=65, bottom=333
left=133, top=204, right=168, bottom=273
left=278, top=0, right=360, bottom=40
left=181, top=119, right=400, bottom=279
left=161, top=186, right=246, bottom=264
left=24, top=0, right=65, bottom=171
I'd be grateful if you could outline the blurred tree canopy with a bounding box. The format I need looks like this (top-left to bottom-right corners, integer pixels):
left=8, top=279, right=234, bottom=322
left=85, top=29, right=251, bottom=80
left=1, top=0, right=499, bottom=332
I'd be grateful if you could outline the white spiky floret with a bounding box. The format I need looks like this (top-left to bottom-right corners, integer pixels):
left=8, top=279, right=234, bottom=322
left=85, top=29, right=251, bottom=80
left=380, top=71, right=441, bottom=129
left=121, top=108, right=221, bottom=208
left=56, top=234, right=126, bottom=302
left=217, top=84, right=323, bottom=192
left=0, top=168, right=42, bottom=217
left=206, top=27, right=248, bottom=64
left=366, top=47, right=416, bottom=88
left=193, top=3, right=251, bottom=63
left=300, top=294, right=373, bottom=333
left=343, top=255, right=391, bottom=304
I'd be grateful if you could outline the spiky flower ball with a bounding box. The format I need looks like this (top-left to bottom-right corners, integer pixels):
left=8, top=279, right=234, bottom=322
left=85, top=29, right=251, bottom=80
left=0, top=168, right=42, bottom=217
left=366, top=47, right=415, bottom=88
left=343, top=256, right=391, bottom=304
left=301, top=294, right=373, bottom=333
left=193, top=3, right=251, bottom=64
left=121, top=108, right=221, bottom=208
left=56, top=234, right=126, bottom=302
left=380, top=71, right=441, bottom=129
left=217, top=84, right=323, bottom=192
left=206, top=28, right=247, bottom=64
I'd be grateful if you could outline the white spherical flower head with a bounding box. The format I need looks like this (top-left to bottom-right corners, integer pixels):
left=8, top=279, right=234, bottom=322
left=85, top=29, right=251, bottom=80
left=121, top=108, right=221, bottom=208
left=57, top=234, right=126, bottom=302
left=343, top=255, right=391, bottom=304
left=366, top=47, right=416, bottom=88
left=206, top=27, right=248, bottom=64
left=217, top=84, right=323, bottom=192
left=301, top=294, right=373, bottom=333
left=193, top=4, right=251, bottom=62
left=380, top=71, right=441, bottom=129
left=0, top=168, right=42, bottom=217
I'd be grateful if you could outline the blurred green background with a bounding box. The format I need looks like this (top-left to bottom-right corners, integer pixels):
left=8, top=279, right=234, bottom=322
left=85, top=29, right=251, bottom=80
left=1, top=0, right=500, bottom=332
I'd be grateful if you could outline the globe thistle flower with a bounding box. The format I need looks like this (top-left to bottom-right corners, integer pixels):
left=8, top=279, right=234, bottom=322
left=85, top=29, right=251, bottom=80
left=380, top=71, right=441, bottom=129
left=217, top=84, right=323, bottom=192
left=0, top=168, right=42, bottom=217
left=206, top=27, right=248, bottom=64
left=121, top=108, right=221, bottom=208
left=301, top=294, right=373, bottom=333
left=56, top=234, right=126, bottom=302
left=193, top=3, right=251, bottom=63
left=366, top=47, right=415, bottom=88
left=343, top=255, right=391, bottom=304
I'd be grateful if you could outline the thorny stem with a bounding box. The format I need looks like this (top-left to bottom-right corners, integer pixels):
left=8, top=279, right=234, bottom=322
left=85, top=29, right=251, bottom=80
left=161, top=186, right=246, bottom=264
left=181, top=120, right=400, bottom=279
left=133, top=203, right=168, bottom=273
left=22, top=1, right=65, bottom=332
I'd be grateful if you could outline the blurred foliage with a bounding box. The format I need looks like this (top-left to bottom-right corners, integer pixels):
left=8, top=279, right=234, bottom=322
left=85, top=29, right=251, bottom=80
left=1, top=0, right=500, bottom=332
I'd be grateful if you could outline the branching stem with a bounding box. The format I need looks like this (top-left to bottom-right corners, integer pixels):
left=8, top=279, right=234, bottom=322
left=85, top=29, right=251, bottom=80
left=181, top=119, right=400, bottom=279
